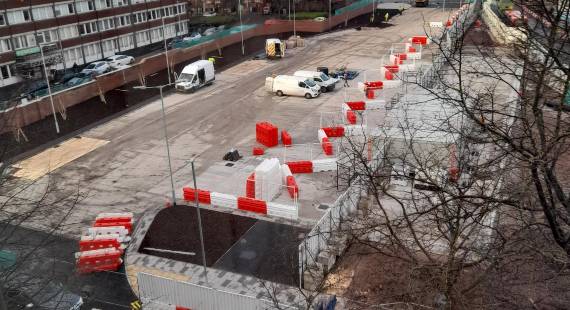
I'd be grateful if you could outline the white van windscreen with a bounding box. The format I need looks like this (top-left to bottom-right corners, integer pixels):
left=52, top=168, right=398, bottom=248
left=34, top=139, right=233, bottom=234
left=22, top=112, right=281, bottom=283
left=320, top=73, right=329, bottom=81
left=305, top=79, right=317, bottom=87
left=177, top=73, right=194, bottom=82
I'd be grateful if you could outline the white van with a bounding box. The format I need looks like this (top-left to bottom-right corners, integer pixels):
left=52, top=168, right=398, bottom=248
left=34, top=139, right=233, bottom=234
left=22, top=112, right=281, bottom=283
left=175, top=60, right=215, bottom=92
left=294, top=70, right=337, bottom=93
left=265, top=75, right=320, bottom=99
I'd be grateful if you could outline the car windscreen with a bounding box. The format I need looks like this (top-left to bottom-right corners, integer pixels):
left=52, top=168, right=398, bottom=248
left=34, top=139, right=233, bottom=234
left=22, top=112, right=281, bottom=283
left=177, top=73, right=194, bottom=82
left=305, top=79, right=317, bottom=87
left=85, top=64, right=96, bottom=69
left=320, top=73, right=329, bottom=81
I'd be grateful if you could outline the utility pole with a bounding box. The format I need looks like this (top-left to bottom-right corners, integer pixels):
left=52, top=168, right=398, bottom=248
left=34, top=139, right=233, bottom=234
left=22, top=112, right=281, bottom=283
left=40, top=43, right=60, bottom=134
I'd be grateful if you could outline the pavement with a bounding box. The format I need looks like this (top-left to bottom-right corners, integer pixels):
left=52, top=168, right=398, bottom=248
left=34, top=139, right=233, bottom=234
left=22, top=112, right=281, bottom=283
left=1, top=6, right=457, bottom=306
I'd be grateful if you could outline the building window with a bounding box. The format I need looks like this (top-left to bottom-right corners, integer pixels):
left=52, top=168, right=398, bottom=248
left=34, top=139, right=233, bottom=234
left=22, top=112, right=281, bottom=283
left=12, top=35, right=30, bottom=50
left=88, top=1, right=95, bottom=11
left=32, top=6, right=54, bottom=20
left=0, top=14, right=5, bottom=26
left=78, top=22, right=98, bottom=35
left=0, top=38, right=11, bottom=53
left=116, top=15, right=131, bottom=27
left=23, top=10, right=31, bottom=21
left=69, top=3, right=75, bottom=13
left=1, top=64, right=12, bottom=80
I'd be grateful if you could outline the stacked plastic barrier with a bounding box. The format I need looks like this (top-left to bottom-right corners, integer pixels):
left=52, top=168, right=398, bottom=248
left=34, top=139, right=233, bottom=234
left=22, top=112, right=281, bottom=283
left=346, top=110, right=357, bottom=125
left=256, top=122, right=279, bottom=147
left=182, top=188, right=212, bottom=204
left=286, top=176, right=299, bottom=199
left=346, top=101, right=366, bottom=110
left=317, top=129, right=334, bottom=155
left=246, top=173, right=255, bottom=198
left=322, top=126, right=345, bottom=137
left=281, top=130, right=292, bottom=146
left=254, top=158, right=282, bottom=201
left=410, top=35, right=430, bottom=45
left=405, top=43, right=422, bottom=59
left=75, top=248, right=123, bottom=274
left=312, top=158, right=338, bottom=172
left=76, top=212, right=133, bottom=273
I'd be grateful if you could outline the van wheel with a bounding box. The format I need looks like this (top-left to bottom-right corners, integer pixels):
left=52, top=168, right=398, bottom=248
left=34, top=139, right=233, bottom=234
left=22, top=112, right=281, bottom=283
left=305, top=93, right=312, bottom=99
left=321, top=86, right=327, bottom=93
left=276, top=90, right=284, bottom=96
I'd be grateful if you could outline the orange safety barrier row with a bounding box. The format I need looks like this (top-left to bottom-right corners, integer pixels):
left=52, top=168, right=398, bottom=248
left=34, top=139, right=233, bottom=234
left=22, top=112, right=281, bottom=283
left=237, top=197, right=267, bottom=214
left=93, top=221, right=133, bottom=233
left=252, top=147, right=265, bottom=155
left=256, top=122, right=279, bottom=147
left=246, top=173, right=255, bottom=199
left=346, top=110, right=357, bottom=124
left=346, top=101, right=366, bottom=110
left=286, top=175, right=299, bottom=199
left=322, top=137, right=334, bottom=156
left=281, top=130, right=292, bottom=146
left=286, top=161, right=313, bottom=173
left=182, top=187, right=212, bottom=204
left=322, top=127, right=345, bottom=137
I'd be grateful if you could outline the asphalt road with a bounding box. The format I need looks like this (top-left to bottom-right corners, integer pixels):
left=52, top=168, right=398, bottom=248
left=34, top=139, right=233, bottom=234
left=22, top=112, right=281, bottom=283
left=0, top=224, right=136, bottom=309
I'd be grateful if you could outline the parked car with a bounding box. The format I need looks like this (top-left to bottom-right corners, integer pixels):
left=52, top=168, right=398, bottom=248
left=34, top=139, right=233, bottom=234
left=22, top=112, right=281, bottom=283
left=105, top=54, right=135, bottom=67
left=203, top=11, right=216, bottom=17
left=183, top=33, right=202, bottom=41
left=175, top=60, right=215, bottom=92
left=202, top=27, right=218, bottom=36
left=81, top=61, right=111, bottom=76
left=66, top=73, right=94, bottom=87
left=265, top=75, right=320, bottom=99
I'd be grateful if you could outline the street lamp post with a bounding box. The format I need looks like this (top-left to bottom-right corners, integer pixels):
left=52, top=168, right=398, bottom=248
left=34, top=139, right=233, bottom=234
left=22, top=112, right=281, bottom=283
left=39, top=43, right=60, bottom=134
left=293, top=0, right=296, bottom=37
left=132, top=84, right=176, bottom=205
left=161, top=18, right=172, bottom=84
left=238, top=0, right=245, bottom=55
left=191, top=160, right=208, bottom=283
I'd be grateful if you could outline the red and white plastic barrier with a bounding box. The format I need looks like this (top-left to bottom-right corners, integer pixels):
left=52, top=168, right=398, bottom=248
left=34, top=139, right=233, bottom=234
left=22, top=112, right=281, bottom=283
left=252, top=147, right=265, bottom=155
left=267, top=202, right=298, bottom=218
left=322, top=126, right=345, bottom=137
left=93, top=221, right=132, bottom=233
left=75, top=248, right=123, bottom=273
left=404, top=43, right=422, bottom=59
left=246, top=172, right=255, bottom=198
left=183, top=187, right=212, bottom=204
left=210, top=192, right=237, bottom=209
left=79, top=237, right=123, bottom=252
left=255, top=158, right=282, bottom=201
left=87, top=226, right=130, bottom=239
left=281, top=130, right=292, bottom=146
left=256, top=122, right=278, bottom=147
left=237, top=197, right=267, bottom=215
left=286, top=161, right=313, bottom=173
left=410, top=35, right=430, bottom=45
left=95, top=212, right=133, bottom=222
left=312, top=158, right=337, bottom=172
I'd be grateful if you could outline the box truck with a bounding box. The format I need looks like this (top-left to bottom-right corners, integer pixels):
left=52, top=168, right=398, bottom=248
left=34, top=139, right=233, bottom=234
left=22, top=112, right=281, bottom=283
left=175, top=60, right=215, bottom=92
left=265, top=75, right=320, bottom=99
left=265, top=38, right=285, bottom=58
left=293, top=70, right=338, bottom=93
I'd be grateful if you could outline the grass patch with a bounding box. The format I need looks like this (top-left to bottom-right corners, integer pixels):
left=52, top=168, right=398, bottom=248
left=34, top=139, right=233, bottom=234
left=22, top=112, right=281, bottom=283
left=188, top=15, right=238, bottom=25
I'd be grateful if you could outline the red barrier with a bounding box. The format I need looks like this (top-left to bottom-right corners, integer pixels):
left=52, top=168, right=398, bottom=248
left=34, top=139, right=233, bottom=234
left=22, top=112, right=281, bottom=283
left=252, top=147, right=264, bottom=155
left=93, top=221, right=132, bottom=233
left=411, top=36, right=428, bottom=45
left=237, top=197, right=267, bottom=214
left=346, top=110, right=357, bottom=124
left=79, top=238, right=122, bottom=252
left=364, top=81, right=383, bottom=90
left=408, top=46, right=416, bottom=53
left=396, top=53, right=407, bottom=60
left=176, top=307, right=191, bottom=310
left=76, top=249, right=123, bottom=272
left=322, top=127, right=345, bottom=137
left=77, top=261, right=122, bottom=274
left=286, top=176, right=299, bottom=199
left=385, top=70, right=394, bottom=80
left=366, top=89, right=375, bottom=99
left=281, top=130, right=292, bottom=146
left=385, top=65, right=399, bottom=73
left=246, top=173, right=255, bottom=199
left=286, top=161, right=313, bottom=173
left=321, top=137, right=333, bottom=155
left=256, top=122, right=279, bottom=147
left=182, top=187, right=212, bottom=204
left=393, top=56, right=403, bottom=65
left=446, top=20, right=452, bottom=27
left=346, top=101, right=365, bottom=110
left=95, top=217, right=132, bottom=224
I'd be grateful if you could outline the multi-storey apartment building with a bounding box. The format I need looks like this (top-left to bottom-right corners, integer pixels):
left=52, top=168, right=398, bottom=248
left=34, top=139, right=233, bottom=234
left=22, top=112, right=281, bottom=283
left=0, top=0, right=190, bottom=88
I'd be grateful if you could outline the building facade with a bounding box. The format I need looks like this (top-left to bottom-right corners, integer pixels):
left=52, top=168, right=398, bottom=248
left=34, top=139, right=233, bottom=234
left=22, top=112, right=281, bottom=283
left=0, top=0, right=190, bottom=88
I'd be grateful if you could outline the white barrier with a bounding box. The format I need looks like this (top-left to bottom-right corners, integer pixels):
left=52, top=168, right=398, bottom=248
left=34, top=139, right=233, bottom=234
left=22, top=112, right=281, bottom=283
left=87, top=226, right=130, bottom=238
left=317, top=129, right=327, bottom=142
left=255, top=158, right=282, bottom=201
left=75, top=247, right=122, bottom=259
left=281, top=164, right=293, bottom=184
left=95, top=212, right=133, bottom=220
left=267, top=202, right=298, bottom=219
left=312, top=158, right=337, bottom=172
left=211, top=192, right=238, bottom=209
